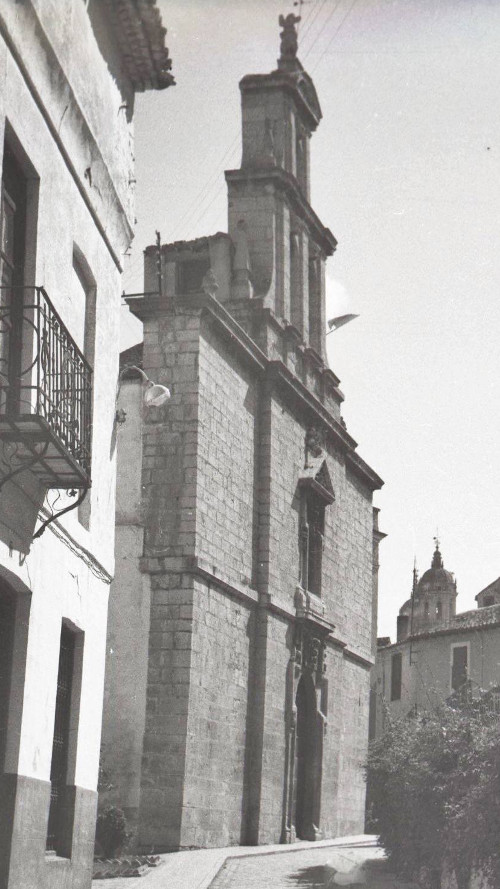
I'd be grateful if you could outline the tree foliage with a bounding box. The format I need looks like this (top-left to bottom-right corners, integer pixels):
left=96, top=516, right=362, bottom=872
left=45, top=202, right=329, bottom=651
left=366, top=703, right=500, bottom=888
left=95, top=805, right=130, bottom=858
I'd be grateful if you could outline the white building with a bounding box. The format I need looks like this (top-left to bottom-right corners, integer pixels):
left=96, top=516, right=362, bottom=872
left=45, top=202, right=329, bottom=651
left=0, top=3, right=173, bottom=887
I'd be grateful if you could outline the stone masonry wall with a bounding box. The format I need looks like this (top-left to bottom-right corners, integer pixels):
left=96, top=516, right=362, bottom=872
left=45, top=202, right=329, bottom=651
left=138, top=305, right=202, bottom=851
left=196, top=321, right=257, bottom=585
left=137, top=572, right=194, bottom=852
left=331, top=656, right=371, bottom=835
left=136, top=290, right=377, bottom=850
left=181, top=579, right=253, bottom=848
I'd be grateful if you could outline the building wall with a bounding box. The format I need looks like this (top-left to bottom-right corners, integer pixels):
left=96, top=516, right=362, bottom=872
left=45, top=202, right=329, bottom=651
left=101, top=380, right=150, bottom=832
left=117, top=297, right=378, bottom=851
left=182, top=579, right=253, bottom=848
left=0, top=3, right=138, bottom=887
left=372, top=625, right=500, bottom=738
left=196, top=323, right=257, bottom=584
left=106, top=26, right=380, bottom=854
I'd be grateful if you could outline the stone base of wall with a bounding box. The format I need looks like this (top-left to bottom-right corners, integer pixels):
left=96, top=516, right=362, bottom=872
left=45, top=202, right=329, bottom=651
left=0, top=772, right=97, bottom=889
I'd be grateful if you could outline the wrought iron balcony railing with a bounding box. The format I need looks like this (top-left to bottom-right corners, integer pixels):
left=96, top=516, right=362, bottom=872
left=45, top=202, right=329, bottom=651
left=0, top=285, right=92, bottom=488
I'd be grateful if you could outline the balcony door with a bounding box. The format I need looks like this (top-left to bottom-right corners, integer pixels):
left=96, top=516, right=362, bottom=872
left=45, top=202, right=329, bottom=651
left=0, top=145, right=27, bottom=414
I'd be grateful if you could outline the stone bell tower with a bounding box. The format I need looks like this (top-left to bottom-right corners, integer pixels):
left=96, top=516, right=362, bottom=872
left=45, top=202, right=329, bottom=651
left=225, top=12, right=336, bottom=357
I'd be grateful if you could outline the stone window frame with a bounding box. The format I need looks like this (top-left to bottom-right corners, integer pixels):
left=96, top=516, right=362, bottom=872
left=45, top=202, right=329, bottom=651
left=298, top=474, right=334, bottom=599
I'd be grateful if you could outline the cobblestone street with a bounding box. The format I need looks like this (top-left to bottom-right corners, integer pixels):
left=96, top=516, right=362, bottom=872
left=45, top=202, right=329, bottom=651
left=209, top=846, right=417, bottom=889
left=93, top=838, right=421, bottom=889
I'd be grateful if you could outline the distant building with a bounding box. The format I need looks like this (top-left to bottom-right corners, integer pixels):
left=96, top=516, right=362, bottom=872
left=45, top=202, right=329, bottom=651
left=370, top=542, right=500, bottom=739
left=101, top=17, right=383, bottom=853
left=0, top=3, right=173, bottom=888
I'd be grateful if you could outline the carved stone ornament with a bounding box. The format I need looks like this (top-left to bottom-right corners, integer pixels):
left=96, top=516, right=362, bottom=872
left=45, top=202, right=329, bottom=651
left=305, top=426, right=323, bottom=461
left=279, top=13, right=301, bottom=60
left=202, top=268, right=219, bottom=298
left=293, top=624, right=327, bottom=681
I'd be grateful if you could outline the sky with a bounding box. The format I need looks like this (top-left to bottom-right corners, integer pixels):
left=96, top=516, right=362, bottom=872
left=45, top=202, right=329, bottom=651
left=121, top=0, right=500, bottom=638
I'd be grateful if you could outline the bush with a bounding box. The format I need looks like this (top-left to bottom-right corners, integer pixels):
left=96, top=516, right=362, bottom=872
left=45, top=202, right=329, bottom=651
left=95, top=805, right=129, bottom=858
left=366, top=703, right=500, bottom=888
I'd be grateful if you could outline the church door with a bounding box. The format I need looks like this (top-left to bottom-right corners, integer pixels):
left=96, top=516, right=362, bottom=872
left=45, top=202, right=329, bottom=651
left=295, top=673, right=318, bottom=840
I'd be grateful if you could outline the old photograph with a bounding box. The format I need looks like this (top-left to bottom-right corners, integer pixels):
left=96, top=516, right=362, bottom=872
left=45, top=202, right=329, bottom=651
left=0, top=2, right=498, bottom=888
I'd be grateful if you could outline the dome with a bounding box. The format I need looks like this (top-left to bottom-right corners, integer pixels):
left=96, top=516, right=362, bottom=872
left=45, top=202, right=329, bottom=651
left=396, top=540, right=458, bottom=640
left=417, top=544, right=456, bottom=594
left=418, top=566, right=456, bottom=590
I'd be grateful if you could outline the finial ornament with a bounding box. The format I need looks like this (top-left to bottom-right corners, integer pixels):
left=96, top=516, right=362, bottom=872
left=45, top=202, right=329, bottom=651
left=279, top=13, right=301, bottom=61
left=412, top=557, right=419, bottom=593
left=431, top=534, right=444, bottom=569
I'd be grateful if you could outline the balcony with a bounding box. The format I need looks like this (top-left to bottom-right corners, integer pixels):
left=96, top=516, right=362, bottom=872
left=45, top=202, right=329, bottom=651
left=0, top=286, right=92, bottom=489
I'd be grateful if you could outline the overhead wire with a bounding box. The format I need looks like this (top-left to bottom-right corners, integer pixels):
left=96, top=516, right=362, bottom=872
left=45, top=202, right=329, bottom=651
left=299, top=0, right=333, bottom=51
left=168, top=130, right=240, bottom=241
left=311, top=0, right=359, bottom=73
left=177, top=136, right=241, bottom=241
left=302, top=0, right=344, bottom=62
left=296, top=0, right=322, bottom=38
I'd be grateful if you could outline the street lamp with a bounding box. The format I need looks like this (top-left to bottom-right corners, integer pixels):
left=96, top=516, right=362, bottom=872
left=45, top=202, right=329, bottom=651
left=115, top=364, right=170, bottom=425
left=326, top=313, right=359, bottom=335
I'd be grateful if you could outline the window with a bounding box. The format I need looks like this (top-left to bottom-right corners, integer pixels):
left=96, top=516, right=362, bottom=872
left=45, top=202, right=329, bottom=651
left=391, top=652, right=402, bottom=701
left=47, top=625, right=76, bottom=855
left=298, top=461, right=334, bottom=598
left=436, top=601, right=442, bottom=619
left=451, top=644, right=468, bottom=692
left=308, top=252, right=322, bottom=354
left=177, top=257, right=210, bottom=294
left=0, top=144, right=27, bottom=413
left=300, top=492, right=325, bottom=597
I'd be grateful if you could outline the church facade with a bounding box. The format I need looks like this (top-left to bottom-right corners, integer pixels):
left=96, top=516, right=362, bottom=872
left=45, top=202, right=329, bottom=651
left=102, top=17, right=383, bottom=852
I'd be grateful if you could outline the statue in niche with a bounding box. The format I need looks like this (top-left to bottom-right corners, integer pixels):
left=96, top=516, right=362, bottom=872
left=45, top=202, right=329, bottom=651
left=305, top=426, right=323, bottom=465
left=202, top=268, right=219, bottom=298
left=279, top=13, right=301, bottom=60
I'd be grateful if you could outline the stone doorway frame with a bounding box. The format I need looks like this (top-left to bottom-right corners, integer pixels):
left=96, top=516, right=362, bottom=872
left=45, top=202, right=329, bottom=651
left=281, top=615, right=329, bottom=844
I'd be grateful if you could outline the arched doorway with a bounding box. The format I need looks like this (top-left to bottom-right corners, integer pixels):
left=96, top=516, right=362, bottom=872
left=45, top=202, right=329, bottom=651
left=295, top=673, right=319, bottom=840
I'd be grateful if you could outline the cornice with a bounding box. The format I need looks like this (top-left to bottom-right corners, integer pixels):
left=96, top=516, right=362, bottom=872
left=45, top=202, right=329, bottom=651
left=126, top=290, right=383, bottom=492
left=225, top=166, right=337, bottom=256
left=342, top=647, right=374, bottom=669
left=104, top=0, right=175, bottom=91
left=239, top=69, right=322, bottom=131
left=187, top=556, right=259, bottom=607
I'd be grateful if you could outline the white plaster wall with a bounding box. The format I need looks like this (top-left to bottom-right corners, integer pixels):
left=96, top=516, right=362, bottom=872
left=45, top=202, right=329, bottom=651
left=0, top=0, right=138, bottom=797
left=372, top=624, right=500, bottom=738
left=0, top=23, right=126, bottom=575
left=102, top=380, right=150, bottom=813
left=0, top=0, right=135, bottom=246
left=1, top=535, right=109, bottom=791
